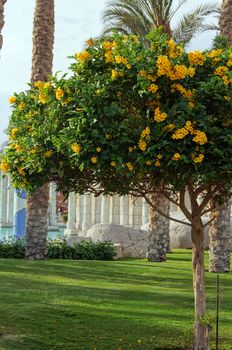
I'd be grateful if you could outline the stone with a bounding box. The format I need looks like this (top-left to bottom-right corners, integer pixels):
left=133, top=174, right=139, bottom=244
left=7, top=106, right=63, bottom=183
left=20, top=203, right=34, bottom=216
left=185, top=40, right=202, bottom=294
left=86, top=223, right=148, bottom=258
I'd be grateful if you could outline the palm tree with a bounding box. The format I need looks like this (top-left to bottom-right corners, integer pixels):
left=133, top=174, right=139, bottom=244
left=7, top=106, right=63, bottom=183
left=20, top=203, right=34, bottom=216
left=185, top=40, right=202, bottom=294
left=209, top=0, right=232, bottom=273
left=103, top=0, right=220, bottom=46
left=0, top=0, right=7, bottom=51
left=25, top=0, right=55, bottom=260
left=103, top=0, right=219, bottom=262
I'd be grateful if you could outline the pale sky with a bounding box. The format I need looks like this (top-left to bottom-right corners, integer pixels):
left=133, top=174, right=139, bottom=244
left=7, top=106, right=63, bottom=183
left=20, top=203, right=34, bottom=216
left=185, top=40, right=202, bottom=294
left=0, top=0, right=220, bottom=144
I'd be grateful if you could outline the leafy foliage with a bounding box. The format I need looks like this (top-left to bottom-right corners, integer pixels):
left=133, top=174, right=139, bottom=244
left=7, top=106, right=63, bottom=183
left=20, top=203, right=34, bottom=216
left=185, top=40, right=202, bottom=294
left=2, top=31, right=232, bottom=203
left=0, top=239, right=117, bottom=260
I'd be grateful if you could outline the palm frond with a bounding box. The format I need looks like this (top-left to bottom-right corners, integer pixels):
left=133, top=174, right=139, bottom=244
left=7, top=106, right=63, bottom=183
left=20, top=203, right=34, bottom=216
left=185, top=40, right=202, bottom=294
left=173, top=2, right=220, bottom=45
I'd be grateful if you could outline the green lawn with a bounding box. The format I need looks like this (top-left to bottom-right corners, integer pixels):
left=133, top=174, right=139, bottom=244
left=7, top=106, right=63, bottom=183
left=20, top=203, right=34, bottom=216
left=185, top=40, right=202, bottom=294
left=0, top=250, right=231, bottom=350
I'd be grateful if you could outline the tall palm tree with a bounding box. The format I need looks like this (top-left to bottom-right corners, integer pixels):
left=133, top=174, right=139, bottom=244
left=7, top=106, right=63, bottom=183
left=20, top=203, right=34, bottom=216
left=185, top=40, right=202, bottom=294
left=103, top=0, right=219, bottom=262
left=25, top=0, right=55, bottom=260
left=103, top=0, right=220, bottom=46
left=0, top=0, right=7, bottom=51
left=209, top=0, right=232, bottom=273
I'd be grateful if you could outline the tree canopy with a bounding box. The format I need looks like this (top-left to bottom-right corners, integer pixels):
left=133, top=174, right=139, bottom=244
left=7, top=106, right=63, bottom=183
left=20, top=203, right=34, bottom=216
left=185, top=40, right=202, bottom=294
left=2, top=31, right=232, bottom=207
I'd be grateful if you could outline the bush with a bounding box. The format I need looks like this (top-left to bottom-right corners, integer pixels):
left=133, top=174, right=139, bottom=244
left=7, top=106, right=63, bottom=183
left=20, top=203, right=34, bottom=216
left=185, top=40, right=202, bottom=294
left=0, top=239, right=117, bottom=260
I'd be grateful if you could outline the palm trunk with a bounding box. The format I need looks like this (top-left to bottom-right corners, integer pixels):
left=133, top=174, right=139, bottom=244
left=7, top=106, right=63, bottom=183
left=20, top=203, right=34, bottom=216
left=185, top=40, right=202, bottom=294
left=148, top=192, right=170, bottom=262
left=25, top=0, right=54, bottom=260
left=220, top=0, right=232, bottom=43
left=25, top=183, right=49, bottom=259
left=192, top=218, right=210, bottom=350
left=209, top=202, right=231, bottom=272
left=209, top=0, right=232, bottom=271
left=0, top=0, right=6, bottom=51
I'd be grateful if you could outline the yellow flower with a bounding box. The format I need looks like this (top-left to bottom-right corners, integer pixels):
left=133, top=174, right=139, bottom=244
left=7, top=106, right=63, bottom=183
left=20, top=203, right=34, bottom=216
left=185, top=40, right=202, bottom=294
left=148, top=84, right=158, bottom=93
left=18, top=102, right=26, bottom=111
left=127, top=64, right=132, bottom=69
left=157, top=154, right=163, bottom=159
left=111, top=161, right=116, bottom=167
left=8, top=96, right=16, bottom=104
left=45, top=150, right=53, bottom=158
left=172, top=153, right=181, bottom=161
left=91, top=156, right=97, bottom=164
left=188, top=51, right=205, bottom=65
left=104, top=50, right=114, bottom=63
left=138, top=140, right=147, bottom=151
left=76, top=51, right=91, bottom=61
left=156, top=55, right=172, bottom=77
left=139, top=70, right=147, bottom=77
left=34, top=80, right=44, bottom=89
left=192, top=131, right=207, bottom=145
left=154, top=108, right=167, bottom=123
left=39, top=93, right=48, bottom=104
left=169, top=65, right=188, bottom=80
left=155, top=160, right=161, bottom=167
left=0, top=162, right=10, bottom=173
left=86, top=38, right=94, bottom=46
left=111, top=69, right=118, bottom=79
left=96, top=147, right=101, bottom=152
left=128, top=147, right=134, bottom=153
left=126, top=162, right=133, bottom=171
left=15, top=144, right=23, bottom=153
left=188, top=67, right=195, bottom=77
left=166, top=123, right=175, bottom=131
left=71, top=143, right=81, bottom=154
left=193, top=153, right=204, bottom=163
left=18, top=167, right=26, bottom=176
left=215, top=66, right=229, bottom=78
left=44, top=82, right=51, bottom=89
left=9, top=128, right=18, bottom=140
left=172, top=128, right=189, bottom=140
left=146, top=160, right=151, bottom=166
left=56, top=87, right=64, bottom=100
left=103, top=41, right=117, bottom=50
left=141, top=127, right=150, bottom=138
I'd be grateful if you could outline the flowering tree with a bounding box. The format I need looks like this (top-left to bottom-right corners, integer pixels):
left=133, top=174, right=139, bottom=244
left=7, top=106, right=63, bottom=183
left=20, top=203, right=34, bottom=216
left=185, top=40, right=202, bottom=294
left=2, top=31, right=232, bottom=349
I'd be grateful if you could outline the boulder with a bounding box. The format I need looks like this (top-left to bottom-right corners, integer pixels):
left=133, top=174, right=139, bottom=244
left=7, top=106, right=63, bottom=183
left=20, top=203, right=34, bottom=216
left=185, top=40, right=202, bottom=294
left=86, top=223, right=148, bottom=258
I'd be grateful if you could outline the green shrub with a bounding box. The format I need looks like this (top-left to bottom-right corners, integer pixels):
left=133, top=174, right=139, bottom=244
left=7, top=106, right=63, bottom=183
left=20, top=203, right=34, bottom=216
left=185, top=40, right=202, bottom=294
left=0, top=238, right=117, bottom=260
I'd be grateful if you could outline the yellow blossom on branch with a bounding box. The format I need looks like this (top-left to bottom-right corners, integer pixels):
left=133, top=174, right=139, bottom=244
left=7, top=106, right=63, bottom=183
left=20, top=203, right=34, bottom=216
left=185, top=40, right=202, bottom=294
left=192, top=131, right=208, bottom=145
left=76, top=51, right=91, bottom=61
left=172, top=153, right=181, bottom=161
left=45, top=150, right=53, bottom=158
left=0, top=162, right=10, bottom=172
left=8, top=96, right=16, bottom=104
left=126, top=162, right=133, bottom=171
left=154, top=108, right=167, bottom=123
left=91, top=156, right=97, bottom=164
left=56, top=87, right=64, bottom=100
left=71, top=143, right=81, bottom=154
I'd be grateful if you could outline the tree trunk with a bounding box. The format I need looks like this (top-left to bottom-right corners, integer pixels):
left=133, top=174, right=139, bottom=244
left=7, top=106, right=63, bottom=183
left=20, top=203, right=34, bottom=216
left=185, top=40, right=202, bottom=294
left=220, top=0, right=232, bottom=43
left=25, top=183, right=49, bottom=259
left=147, top=192, right=170, bottom=262
left=25, top=0, right=54, bottom=260
left=209, top=202, right=231, bottom=272
left=0, top=0, right=7, bottom=51
left=192, top=218, right=210, bottom=350
left=209, top=0, right=232, bottom=271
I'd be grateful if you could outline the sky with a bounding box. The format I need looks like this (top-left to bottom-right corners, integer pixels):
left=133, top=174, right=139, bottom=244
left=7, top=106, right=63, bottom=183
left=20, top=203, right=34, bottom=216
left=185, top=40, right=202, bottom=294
left=0, top=0, right=220, bottom=144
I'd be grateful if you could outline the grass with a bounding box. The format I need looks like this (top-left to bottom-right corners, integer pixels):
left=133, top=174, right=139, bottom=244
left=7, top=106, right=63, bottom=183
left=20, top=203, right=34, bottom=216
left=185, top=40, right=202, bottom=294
left=0, top=250, right=231, bottom=350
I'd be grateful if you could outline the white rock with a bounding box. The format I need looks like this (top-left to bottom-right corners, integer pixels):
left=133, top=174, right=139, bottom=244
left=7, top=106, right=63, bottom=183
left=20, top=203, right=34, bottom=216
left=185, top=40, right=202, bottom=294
left=86, top=223, right=148, bottom=258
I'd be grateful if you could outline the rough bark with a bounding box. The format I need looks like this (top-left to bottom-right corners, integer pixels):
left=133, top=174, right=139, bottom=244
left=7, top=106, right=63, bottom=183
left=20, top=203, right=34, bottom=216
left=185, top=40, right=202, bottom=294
left=25, top=183, right=50, bottom=259
left=192, top=218, right=210, bottom=350
left=25, top=0, right=54, bottom=260
left=0, top=0, right=7, bottom=51
left=220, top=0, right=232, bottom=43
left=209, top=0, right=232, bottom=272
left=209, top=202, right=231, bottom=272
left=147, top=192, right=170, bottom=262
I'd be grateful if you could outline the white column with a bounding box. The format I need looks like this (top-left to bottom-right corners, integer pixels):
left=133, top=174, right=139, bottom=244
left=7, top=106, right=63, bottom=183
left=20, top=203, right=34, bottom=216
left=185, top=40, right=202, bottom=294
left=109, top=196, right=120, bottom=224
left=6, top=175, right=14, bottom=225
left=82, top=194, right=92, bottom=231
left=101, top=195, right=110, bottom=224
left=49, top=182, right=57, bottom=226
left=75, top=194, right=82, bottom=231
left=129, top=196, right=142, bottom=229
left=142, top=198, right=149, bottom=226
left=95, top=196, right=102, bottom=224
left=0, top=174, right=8, bottom=225
left=67, top=192, right=76, bottom=230
left=120, top=196, right=129, bottom=226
